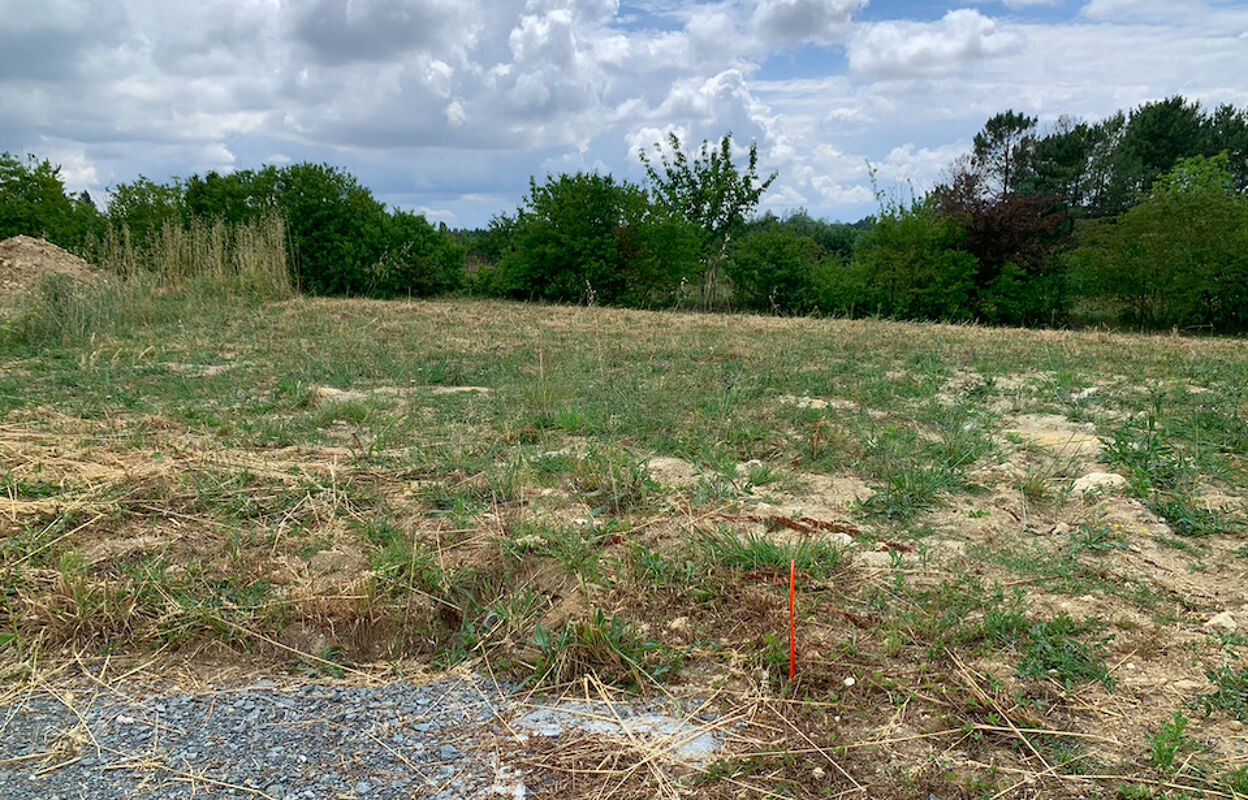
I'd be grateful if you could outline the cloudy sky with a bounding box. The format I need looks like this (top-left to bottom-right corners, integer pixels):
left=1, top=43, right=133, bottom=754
left=2, top=0, right=1246, bottom=228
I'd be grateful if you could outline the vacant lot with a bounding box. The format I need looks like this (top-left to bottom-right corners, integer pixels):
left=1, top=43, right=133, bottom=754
left=3, top=297, right=1247, bottom=797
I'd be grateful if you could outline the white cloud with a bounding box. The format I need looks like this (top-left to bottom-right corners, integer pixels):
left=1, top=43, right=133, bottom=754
left=1, top=0, right=1246, bottom=228
left=1080, top=0, right=1182, bottom=22
left=751, top=0, right=867, bottom=46
left=848, top=9, right=1021, bottom=79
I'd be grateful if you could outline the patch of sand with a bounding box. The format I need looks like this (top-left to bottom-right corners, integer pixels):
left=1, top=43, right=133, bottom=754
left=1004, top=413, right=1103, bottom=459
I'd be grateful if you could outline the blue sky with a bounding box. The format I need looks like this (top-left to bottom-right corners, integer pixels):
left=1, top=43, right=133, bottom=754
left=2, top=0, right=1246, bottom=228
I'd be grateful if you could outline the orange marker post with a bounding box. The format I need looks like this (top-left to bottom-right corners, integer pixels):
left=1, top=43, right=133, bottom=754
left=789, top=559, right=797, bottom=681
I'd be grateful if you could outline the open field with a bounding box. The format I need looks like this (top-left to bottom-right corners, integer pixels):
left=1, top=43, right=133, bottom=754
left=3, top=296, right=1248, bottom=798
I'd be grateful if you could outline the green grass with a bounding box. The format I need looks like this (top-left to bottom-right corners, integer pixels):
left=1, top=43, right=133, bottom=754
left=1148, top=712, right=1191, bottom=773
left=697, top=526, right=845, bottom=579
left=1199, top=665, right=1248, bottom=721
left=5, top=290, right=1248, bottom=796
left=529, top=608, right=678, bottom=690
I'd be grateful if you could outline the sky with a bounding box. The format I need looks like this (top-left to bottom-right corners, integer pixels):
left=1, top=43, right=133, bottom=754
left=2, top=0, right=1246, bottom=228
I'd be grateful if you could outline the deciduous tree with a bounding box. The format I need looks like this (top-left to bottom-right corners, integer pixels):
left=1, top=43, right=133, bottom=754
left=639, top=133, right=776, bottom=307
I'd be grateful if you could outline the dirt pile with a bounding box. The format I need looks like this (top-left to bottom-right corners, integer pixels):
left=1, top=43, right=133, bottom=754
left=0, top=235, right=99, bottom=297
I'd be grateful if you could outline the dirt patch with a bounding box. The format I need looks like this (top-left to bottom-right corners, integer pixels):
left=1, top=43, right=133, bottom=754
left=647, top=456, right=702, bottom=489
left=776, top=394, right=856, bottom=412
left=312, top=385, right=490, bottom=405
left=0, top=235, right=99, bottom=298
left=1004, top=412, right=1103, bottom=460
left=755, top=472, right=874, bottom=520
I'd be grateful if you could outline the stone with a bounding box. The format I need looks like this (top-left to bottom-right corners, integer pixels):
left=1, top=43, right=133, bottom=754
left=1205, top=611, right=1238, bottom=633
left=1072, top=472, right=1128, bottom=496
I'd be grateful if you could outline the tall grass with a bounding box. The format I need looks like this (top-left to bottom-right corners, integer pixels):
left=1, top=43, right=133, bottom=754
left=5, top=216, right=292, bottom=347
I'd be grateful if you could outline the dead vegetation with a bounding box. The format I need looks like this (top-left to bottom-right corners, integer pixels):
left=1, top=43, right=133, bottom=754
left=2, top=296, right=1248, bottom=797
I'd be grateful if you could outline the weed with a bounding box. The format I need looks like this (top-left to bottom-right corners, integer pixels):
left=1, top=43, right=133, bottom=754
left=1147, top=495, right=1241, bottom=537
left=500, top=521, right=617, bottom=580
left=366, top=523, right=446, bottom=597
left=1015, top=465, right=1051, bottom=502
left=485, top=455, right=525, bottom=504
left=568, top=447, right=657, bottom=515
left=1016, top=614, right=1114, bottom=690
left=529, top=609, right=677, bottom=690
left=292, top=646, right=349, bottom=679
left=1198, top=665, right=1248, bottom=721
left=1227, top=766, right=1248, bottom=795
left=1103, top=408, right=1194, bottom=493
left=1067, top=521, right=1128, bottom=555
left=1148, top=712, right=1190, bottom=773
left=697, top=526, right=844, bottom=579
left=625, top=544, right=701, bottom=589
left=856, top=419, right=985, bottom=520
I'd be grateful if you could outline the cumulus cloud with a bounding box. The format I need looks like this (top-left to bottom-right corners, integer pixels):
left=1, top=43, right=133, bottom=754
left=291, top=0, right=470, bottom=65
left=2, top=0, right=1247, bottom=227
left=752, top=0, right=867, bottom=46
left=848, top=9, right=1020, bottom=79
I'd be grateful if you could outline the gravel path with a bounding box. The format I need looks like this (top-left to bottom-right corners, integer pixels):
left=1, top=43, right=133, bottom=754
left=0, top=674, right=723, bottom=800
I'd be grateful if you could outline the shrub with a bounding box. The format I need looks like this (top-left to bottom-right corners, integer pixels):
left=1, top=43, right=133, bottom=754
left=723, top=227, right=821, bottom=313
left=849, top=199, right=979, bottom=321
left=1070, top=153, right=1248, bottom=332
left=495, top=172, right=699, bottom=306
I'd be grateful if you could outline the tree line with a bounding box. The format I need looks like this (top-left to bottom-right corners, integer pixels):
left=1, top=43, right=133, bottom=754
left=3, top=93, right=1246, bottom=332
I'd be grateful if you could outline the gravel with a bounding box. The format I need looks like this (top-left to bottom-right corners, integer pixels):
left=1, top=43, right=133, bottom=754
left=0, top=675, right=722, bottom=800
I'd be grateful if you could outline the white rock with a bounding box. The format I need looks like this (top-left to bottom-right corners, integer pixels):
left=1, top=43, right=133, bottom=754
left=843, top=677, right=856, bottom=688
left=1205, top=611, right=1238, bottom=633
left=1072, top=472, right=1128, bottom=496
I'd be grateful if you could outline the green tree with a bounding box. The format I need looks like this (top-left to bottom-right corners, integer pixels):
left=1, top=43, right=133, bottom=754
left=723, top=227, right=821, bottom=314
left=367, top=210, right=464, bottom=298
left=495, top=172, right=699, bottom=306
left=106, top=176, right=186, bottom=252
left=639, top=133, right=776, bottom=307
left=971, top=110, right=1038, bottom=200
left=1098, top=96, right=1215, bottom=216
left=1072, top=153, right=1248, bottom=331
left=850, top=198, right=979, bottom=321
left=0, top=152, right=101, bottom=247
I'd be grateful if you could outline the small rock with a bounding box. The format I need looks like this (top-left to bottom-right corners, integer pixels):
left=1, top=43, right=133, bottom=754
left=1072, top=472, right=1127, bottom=497
left=1230, top=721, right=1244, bottom=732
left=666, top=616, right=689, bottom=633
left=843, top=677, right=856, bottom=688
left=440, top=744, right=462, bottom=761
left=1205, top=611, right=1238, bottom=634
left=1051, top=522, right=1071, bottom=536
left=811, top=767, right=826, bottom=779
left=354, top=780, right=372, bottom=796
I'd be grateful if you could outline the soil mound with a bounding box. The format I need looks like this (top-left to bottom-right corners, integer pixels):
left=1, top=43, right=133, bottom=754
left=0, top=235, right=99, bottom=297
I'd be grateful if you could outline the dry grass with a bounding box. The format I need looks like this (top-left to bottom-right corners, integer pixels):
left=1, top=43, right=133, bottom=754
left=3, top=296, right=1248, bottom=796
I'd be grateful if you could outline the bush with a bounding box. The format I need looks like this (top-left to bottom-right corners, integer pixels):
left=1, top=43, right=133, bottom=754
left=114, top=164, right=465, bottom=299
left=1, top=152, right=104, bottom=250
left=367, top=211, right=464, bottom=298
left=495, top=172, right=700, bottom=306
left=1071, top=153, right=1248, bottom=332
left=723, top=227, right=821, bottom=313
left=848, top=199, right=979, bottom=321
